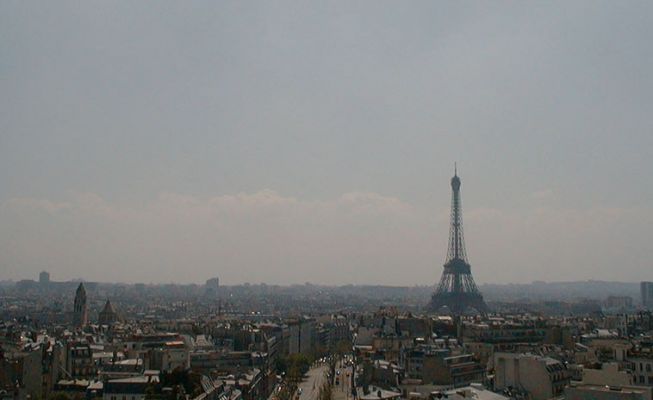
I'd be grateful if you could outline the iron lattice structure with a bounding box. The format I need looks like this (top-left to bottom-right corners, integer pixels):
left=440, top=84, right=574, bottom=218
left=429, top=169, right=488, bottom=315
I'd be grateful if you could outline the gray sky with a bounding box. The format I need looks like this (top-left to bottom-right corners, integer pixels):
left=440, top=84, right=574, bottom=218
left=1, top=1, right=652, bottom=285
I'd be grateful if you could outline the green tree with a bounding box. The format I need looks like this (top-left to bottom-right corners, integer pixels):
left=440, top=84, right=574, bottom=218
left=276, top=354, right=312, bottom=378
left=334, top=340, right=352, bottom=357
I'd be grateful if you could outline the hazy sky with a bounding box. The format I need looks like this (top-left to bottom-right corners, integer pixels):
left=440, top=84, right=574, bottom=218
left=1, top=1, right=652, bottom=285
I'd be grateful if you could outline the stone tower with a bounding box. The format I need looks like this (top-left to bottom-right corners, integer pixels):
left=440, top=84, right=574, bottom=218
left=73, top=282, right=88, bottom=327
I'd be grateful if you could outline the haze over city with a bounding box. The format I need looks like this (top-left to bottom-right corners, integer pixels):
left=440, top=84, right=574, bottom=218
left=6, top=4, right=653, bottom=400
left=2, top=1, right=652, bottom=285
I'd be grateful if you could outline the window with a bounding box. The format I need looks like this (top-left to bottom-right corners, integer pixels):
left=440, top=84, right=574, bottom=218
left=647, top=364, right=652, bottom=372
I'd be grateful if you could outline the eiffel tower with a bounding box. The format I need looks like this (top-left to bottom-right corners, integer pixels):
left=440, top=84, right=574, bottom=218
left=429, top=167, right=488, bottom=315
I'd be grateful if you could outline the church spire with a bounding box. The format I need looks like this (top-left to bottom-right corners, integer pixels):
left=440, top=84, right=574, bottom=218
left=73, top=282, right=88, bottom=328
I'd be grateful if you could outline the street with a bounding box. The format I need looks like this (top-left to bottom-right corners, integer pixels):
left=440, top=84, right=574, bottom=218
left=332, top=359, right=354, bottom=400
left=296, top=364, right=329, bottom=400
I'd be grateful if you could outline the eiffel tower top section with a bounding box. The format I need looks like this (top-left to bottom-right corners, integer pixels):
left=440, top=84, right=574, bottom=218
left=445, top=164, right=468, bottom=263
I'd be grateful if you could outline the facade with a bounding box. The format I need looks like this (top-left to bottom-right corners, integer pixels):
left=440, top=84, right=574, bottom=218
left=583, top=363, right=634, bottom=386
left=66, top=342, right=95, bottom=378
left=430, top=169, right=487, bottom=315
left=421, top=353, right=485, bottom=387
left=629, top=357, right=653, bottom=386
left=0, top=348, right=43, bottom=400
left=103, top=375, right=159, bottom=400
left=566, top=384, right=652, bottom=400
left=287, top=318, right=315, bottom=355
left=73, top=282, right=88, bottom=328
left=319, top=316, right=351, bottom=350
left=605, top=296, right=635, bottom=311
left=403, top=343, right=484, bottom=387
left=150, top=343, right=190, bottom=372
left=493, top=352, right=571, bottom=400
left=435, top=354, right=486, bottom=387
left=190, top=351, right=252, bottom=373
left=219, top=369, right=264, bottom=400
left=462, top=322, right=548, bottom=344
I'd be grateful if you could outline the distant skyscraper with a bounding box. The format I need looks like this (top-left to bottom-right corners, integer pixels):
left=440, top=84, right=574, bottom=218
left=39, top=271, right=50, bottom=285
left=641, top=282, right=653, bottom=309
left=429, top=167, right=488, bottom=315
left=205, top=277, right=220, bottom=297
left=73, top=283, right=88, bottom=327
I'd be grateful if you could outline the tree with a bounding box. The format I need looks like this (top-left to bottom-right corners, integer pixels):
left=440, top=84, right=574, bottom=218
left=49, top=393, right=72, bottom=400
left=276, top=354, right=312, bottom=378
left=318, top=380, right=332, bottom=400
left=334, top=340, right=352, bottom=358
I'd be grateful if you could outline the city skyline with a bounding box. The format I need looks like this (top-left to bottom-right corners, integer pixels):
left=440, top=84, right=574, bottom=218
left=3, top=4, right=653, bottom=400
left=2, top=1, right=653, bottom=285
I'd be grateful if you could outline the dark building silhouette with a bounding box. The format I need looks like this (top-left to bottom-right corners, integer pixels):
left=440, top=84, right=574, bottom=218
left=98, top=299, right=120, bottom=325
left=39, top=271, right=50, bottom=285
left=429, top=168, right=487, bottom=315
left=73, top=282, right=88, bottom=327
left=642, top=282, right=653, bottom=309
left=205, top=277, right=220, bottom=297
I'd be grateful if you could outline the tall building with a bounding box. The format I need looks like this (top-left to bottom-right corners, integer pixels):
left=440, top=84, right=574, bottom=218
left=429, top=167, right=487, bottom=315
left=39, top=271, right=50, bottom=285
left=205, top=277, right=220, bottom=297
left=73, top=282, right=88, bottom=328
left=287, top=317, right=315, bottom=355
left=641, top=282, right=653, bottom=309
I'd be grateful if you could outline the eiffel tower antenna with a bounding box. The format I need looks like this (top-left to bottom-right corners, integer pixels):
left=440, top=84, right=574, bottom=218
left=429, top=168, right=488, bottom=315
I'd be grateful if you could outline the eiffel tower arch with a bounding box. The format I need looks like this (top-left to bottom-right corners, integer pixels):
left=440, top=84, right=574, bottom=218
left=429, top=167, right=488, bottom=315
